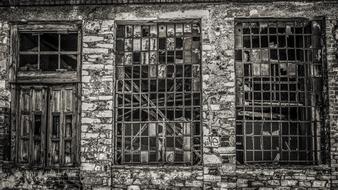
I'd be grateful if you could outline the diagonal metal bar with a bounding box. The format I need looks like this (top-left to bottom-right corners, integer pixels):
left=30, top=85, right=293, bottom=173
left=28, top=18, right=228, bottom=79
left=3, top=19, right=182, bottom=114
left=123, top=73, right=183, bottom=148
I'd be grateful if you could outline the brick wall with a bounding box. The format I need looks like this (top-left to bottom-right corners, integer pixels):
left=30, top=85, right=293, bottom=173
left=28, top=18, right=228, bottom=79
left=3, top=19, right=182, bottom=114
left=0, top=2, right=337, bottom=189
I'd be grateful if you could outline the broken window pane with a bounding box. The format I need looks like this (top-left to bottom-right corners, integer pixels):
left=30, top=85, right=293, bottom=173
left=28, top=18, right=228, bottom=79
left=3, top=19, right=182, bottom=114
left=184, top=37, right=192, bottom=50
left=126, top=25, right=133, bottom=37
left=252, top=36, right=259, bottom=48
left=159, top=24, right=166, bottom=37
left=235, top=35, right=243, bottom=48
left=40, top=54, right=58, bottom=71
left=167, top=24, right=175, bottom=37
left=134, top=25, right=141, bottom=38
left=176, top=24, right=183, bottom=36
left=287, top=35, right=295, bottom=48
left=117, top=25, right=125, bottom=38
left=133, top=39, right=141, bottom=51
left=261, top=36, right=268, bottom=48
left=150, top=38, right=157, bottom=50
left=142, top=38, right=149, bottom=51
left=133, top=52, right=141, bottom=63
left=60, top=55, right=77, bottom=71
left=20, top=33, right=38, bottom=51
left=176, top=51, right=183, bottom=63
left=40, top=33, right=58, bottom=51
left=125, top=39, right=132, bottom=51
left=269, top=36, right=277, bottom=48
left=167, top=38, right=175, bottom=50
left=19, top=54, right=38, bottom=71
left=142, top=26, right=150, bottom=37
left=149, top=52, right=157, bottom=65
left=61, top=33, right=77, bottom=51
left=184, top=51, right=192, bottom=64
left=243, top=36, right=251, bottom=48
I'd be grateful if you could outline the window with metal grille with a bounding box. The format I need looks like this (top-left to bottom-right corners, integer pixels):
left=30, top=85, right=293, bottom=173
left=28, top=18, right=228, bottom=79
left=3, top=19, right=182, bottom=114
left=235, top=18, right=325, bottom=164
left=115, top=21, right=202, bottom=165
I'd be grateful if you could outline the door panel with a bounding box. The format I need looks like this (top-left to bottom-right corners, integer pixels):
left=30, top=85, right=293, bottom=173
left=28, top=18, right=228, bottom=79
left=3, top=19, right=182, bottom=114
left=17, top=86, right=47, bottom=165
left=17, top=85, right=77, bottom=166
left=47, top=86, right=77, bottom=166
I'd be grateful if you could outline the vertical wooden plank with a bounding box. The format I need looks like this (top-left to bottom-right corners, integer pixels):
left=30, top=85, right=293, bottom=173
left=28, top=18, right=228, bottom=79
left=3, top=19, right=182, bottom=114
left=73, top=84, right=78, bottom=165
left=60, top=88, right=64, bottom=166
left=10, top=85, right=17, bottom=162
left=9, top=26, right=18, bottom=162
left=53, top=90, right=61, bottom=112
left=65, top=89, right=72, bottom=112
left=9, top=25, right=18, bottom=83
left=17, top=88, right=22, bottom=163
left=41, top=87, right=47, bottom=166
left=31, top=87, right=45, bottom=165
left=47, top=86, right=52, bottom=166
left=28, top=88, right=33, bottom=165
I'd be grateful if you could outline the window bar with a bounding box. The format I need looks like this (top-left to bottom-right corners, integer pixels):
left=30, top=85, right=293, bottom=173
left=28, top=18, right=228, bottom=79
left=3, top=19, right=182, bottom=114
left=58, top=34, right=61, bottom=70
left=38, top=34, right=41, bottom=70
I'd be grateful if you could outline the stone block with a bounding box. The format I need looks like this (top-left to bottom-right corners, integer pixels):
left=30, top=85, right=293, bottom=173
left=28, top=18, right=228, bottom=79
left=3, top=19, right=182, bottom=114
left=83, top=36, right=104, bottom=42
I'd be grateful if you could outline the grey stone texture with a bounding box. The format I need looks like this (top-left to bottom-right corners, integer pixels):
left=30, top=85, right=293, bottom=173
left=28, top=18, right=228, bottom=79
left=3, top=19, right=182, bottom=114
left=0, top=1, right=337, bottom=189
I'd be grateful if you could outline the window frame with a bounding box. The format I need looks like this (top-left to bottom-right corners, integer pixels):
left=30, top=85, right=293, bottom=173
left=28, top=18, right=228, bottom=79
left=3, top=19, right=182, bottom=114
left=9, top=21, right=82, bottom=84
left=234, top=17, right=328, bottom=165
left=113, top=19, right=203, bottom=166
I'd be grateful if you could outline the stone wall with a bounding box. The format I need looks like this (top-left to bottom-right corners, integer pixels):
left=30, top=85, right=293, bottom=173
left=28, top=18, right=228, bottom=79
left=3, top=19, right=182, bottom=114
left=0, top=2, right=337, bottom=189
left=0, top=21, right=10, bottom=162
left=81, top=19, right=115, bottom=189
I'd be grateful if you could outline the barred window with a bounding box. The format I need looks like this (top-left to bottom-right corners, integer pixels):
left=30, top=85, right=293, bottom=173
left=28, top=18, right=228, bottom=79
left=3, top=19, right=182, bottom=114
left=235, top=18, right=324, bottom=164
left=115, top=21, right=202, bottom=165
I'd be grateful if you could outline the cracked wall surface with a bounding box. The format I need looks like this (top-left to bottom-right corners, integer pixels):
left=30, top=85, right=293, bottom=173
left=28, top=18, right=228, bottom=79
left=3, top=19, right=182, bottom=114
left=0, top=2, right=337, bottom=189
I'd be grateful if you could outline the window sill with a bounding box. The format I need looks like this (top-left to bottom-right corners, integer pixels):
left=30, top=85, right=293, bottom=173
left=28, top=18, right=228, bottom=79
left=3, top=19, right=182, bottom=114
left=13, top=70, right=79, bottom=83
left=0, top=161, right=80, bottom=171
left=111, top=164, right=203, bottom=170
left=236, top=163, right=331, bottom=171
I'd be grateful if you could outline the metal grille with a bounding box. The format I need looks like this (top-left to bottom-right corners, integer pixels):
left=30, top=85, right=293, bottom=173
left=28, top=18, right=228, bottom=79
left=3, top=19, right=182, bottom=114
left=235, top=18, right=324, bottom=164
left=115, top=21, right=202, bottom=165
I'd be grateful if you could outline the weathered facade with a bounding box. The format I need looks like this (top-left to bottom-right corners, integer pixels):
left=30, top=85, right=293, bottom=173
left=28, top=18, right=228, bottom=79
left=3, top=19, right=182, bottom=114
left=0, top=1, right=337, bottom=189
